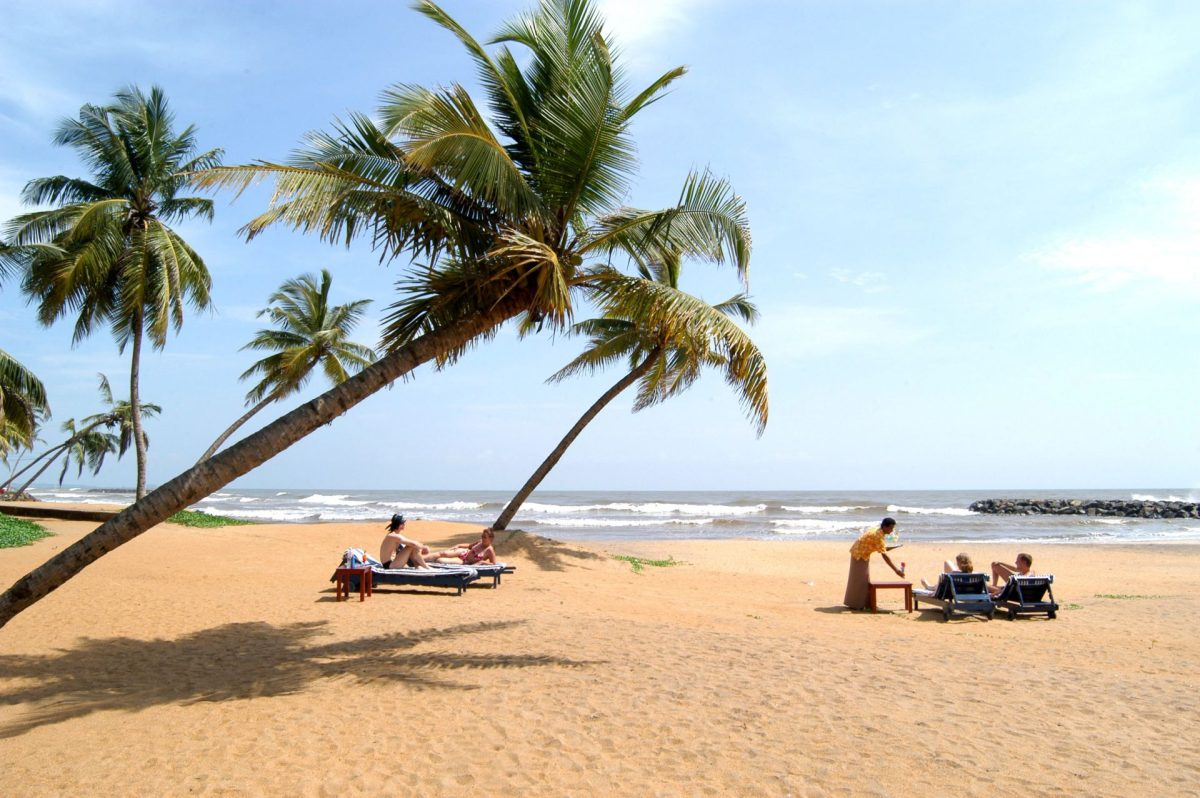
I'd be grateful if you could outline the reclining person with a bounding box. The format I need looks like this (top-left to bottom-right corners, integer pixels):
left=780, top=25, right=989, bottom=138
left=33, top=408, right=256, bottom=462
left=920, top=552, right=974, bottom=591
left=989, top=552, right=1034, bottom=596
left=379, top=513, right=431, bottom=569
left=429, top=527, right=497, bottom=566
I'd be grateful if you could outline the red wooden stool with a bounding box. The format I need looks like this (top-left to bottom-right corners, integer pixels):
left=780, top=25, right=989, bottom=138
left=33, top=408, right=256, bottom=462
left=334, top=567, right=373, bottom=602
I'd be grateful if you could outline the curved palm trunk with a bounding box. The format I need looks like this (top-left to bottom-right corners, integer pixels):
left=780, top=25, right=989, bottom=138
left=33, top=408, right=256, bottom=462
left=130, top=316, right=148, bottom=501
left=195, top=395, right=275, bottom=465
left=8, top=415, right=115, bottom=495
left=0, top=305, right=520, bottom=629
left=492, top=347, right=662, bottom=531
left=14, top=446, right=72, bottom=497
left=3, top=444, right=69, bottom=492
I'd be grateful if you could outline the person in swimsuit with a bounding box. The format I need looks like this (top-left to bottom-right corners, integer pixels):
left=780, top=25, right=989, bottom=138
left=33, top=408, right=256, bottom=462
left=429, top=527, right=497, bottom=565
left=989, top=552, right=1034, bottom=596
left=920, top=552, right=974, bottom=590
left=379, top=513, right=431, bottom=569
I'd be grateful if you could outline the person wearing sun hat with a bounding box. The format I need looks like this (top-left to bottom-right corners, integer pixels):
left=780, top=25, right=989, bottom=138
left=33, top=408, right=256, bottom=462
left=379, top=513, right=430, bottom=569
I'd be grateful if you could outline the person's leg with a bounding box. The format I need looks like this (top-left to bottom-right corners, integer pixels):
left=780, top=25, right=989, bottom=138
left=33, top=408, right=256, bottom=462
left=942, top=560, right=956, bottom=573
left=409, top=546, right=430, bottom=569
left=392, top=543, right=417, bottom=567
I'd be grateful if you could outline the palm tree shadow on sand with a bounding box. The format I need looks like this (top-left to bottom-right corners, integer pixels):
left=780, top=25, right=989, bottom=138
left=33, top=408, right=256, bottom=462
left=499, top=531, right=606, bottom=573
left=0, top=619, right=599, bottom=739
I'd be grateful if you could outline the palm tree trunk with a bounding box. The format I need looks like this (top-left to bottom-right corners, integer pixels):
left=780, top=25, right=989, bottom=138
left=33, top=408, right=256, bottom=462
left=492, top=347, right=662, bottom=531
left=2, top=444, right=68, bottom=492
left=0, top=305, right=521, bottom=629
left=8, top=415, right=115, bottom=495
left=14, top=446, right=71, bottom=497
left=195, top=395, right=274, bottom=465
left=130, top=315, right=148, bottom=501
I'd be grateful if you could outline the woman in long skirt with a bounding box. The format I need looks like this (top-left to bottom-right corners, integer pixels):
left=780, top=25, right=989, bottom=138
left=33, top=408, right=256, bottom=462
left=844, top=517, right=906, bottom=609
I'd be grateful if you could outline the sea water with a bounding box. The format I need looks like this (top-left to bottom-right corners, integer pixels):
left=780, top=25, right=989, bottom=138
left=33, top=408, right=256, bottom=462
left=28, top=486, right=1200, bottom=544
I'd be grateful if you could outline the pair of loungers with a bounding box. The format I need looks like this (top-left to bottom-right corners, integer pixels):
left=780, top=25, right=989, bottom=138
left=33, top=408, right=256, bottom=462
left=913, top=573, right=1057, bottom=621
left=332, top=548, right=515, bottom=596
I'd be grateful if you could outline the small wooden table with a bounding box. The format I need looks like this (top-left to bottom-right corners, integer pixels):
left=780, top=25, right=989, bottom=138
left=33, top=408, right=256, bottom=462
left=334, top=567, right=373, bottom=602
left=869, top=581, right=912, bottom=613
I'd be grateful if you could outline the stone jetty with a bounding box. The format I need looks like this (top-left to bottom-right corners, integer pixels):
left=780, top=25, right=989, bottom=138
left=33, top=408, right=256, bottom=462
left=969, top=498, right=1199, bottom=519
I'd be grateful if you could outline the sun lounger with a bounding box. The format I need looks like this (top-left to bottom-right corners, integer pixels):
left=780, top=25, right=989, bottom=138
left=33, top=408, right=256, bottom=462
left=430, top=561, right=515, bottom=588
left=367, top=563, right=480, bottom=595
left=330, top=548, right=480, bottom=596
left=913, top=572, right=996, bottom=620
left=992, top=574, right=1058, bottom=620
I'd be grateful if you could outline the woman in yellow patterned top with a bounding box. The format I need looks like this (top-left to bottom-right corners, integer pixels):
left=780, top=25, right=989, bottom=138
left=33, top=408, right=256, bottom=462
left=843, top=517, right=905, bottom=609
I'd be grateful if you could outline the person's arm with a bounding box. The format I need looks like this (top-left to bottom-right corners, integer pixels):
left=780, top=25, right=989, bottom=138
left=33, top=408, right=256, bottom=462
left=880, top=552, right=904, bottom=577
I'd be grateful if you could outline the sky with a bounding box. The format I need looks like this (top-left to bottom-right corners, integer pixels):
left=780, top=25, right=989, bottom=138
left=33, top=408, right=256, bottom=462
left=1, top=0, right=1198, bottom=493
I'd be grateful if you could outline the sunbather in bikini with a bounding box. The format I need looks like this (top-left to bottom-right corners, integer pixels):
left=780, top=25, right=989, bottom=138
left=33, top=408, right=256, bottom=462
left=429, top=527, right=497, bottom=566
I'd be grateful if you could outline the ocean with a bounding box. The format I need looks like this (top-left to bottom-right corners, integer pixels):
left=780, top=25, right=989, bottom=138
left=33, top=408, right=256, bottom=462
left=28, top=486, right=1200, bottom=545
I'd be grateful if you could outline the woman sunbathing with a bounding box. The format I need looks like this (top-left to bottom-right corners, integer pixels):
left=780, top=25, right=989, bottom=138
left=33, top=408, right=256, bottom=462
left=920, top=552, right=974, bottom=590
left=429, top=527, right=497, bottom=566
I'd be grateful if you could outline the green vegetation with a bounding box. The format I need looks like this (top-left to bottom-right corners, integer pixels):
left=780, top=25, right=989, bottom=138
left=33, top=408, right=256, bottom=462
left=0, top=0, right=752, bottom=630
left=0, top=349, right=49, bottom=459
left=491, top=255, right=768, bottom=531
left=3, top=85, right=221, bottom=500
left=0, top=515, right=52, bottom=548
left=1064, top=603, right=1084, bottom=611
left=612, top=554, right=682, bottom=574
left=197, top=269, right=376, bottom=464
left=1094, top=593, right=1166, bottom=600
left=166, top=510, right=256, bottom=528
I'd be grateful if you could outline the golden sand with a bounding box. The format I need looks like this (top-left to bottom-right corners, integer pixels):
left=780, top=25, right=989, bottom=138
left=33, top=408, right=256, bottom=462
left=1, top=510, right=1198, bottom=797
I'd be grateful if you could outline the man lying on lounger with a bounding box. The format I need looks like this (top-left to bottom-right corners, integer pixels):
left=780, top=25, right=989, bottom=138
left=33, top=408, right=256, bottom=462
left=380, top=513, right=431, bottom=569
left=989, top=552, right=1033, bottom=596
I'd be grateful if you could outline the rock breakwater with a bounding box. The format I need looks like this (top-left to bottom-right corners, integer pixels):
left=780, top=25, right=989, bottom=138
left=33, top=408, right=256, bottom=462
left=969, top=498, right=1200, bottom=519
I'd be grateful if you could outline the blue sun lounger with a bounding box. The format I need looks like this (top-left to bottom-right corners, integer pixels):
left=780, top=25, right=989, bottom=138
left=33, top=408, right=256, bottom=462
left=367, top=563, right=480, bottom=595
left=913, top=572, right=996, bottom=620
left=430, top=561, right=515, bottom=588
left=992, top=574, right=1058, bottom=620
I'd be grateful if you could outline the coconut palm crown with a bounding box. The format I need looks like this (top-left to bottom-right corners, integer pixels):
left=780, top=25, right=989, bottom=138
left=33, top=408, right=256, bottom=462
left=195, top=269, right=377, bottom=463
left=1, top=85, right=222, bottom=499
left=197, top=0, right=751, bottom=360
left=0, top=349, right=49, bottom=460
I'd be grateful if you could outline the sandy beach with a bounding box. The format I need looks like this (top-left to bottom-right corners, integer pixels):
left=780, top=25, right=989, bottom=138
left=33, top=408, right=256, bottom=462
left=1, top=509, right=1198, bottom=797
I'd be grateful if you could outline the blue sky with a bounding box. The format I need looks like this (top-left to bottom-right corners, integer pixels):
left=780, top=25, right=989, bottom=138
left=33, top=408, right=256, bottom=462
left=2, top=0, right=1198, bottom=492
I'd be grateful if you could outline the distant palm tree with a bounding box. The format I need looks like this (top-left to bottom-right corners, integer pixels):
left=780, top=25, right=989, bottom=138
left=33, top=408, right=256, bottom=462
left=0, top=0, right=752, bottom=628
left=4, top=375, right=159, bottom=496
left=0, top=85, right=221, bottom=500
left=0, top=349, right=49, bottom=460
left=196, top=269, right=377, bottom=463
left=493, top=258, right=768, bottom=530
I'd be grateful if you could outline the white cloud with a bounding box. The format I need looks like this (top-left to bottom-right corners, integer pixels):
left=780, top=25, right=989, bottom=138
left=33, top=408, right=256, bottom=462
left=753, top=305, right=932, bottom=361
left=599, top=0, right=716, bottom=68
left=1025, top=173, right=1200, bottom=297
left=830, top=268, right=887, bottom=293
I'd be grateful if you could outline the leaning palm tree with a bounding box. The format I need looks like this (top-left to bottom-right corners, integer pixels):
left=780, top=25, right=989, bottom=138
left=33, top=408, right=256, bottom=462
left=0, top=349, right=49, bottom=460
left=492, top=258, right=768, bottom=530
left=4, top=375, right=159, bottom=496
left=0, top=85, right=222, bottom=500
left=196, top=270, right=376, bottom=463
left=0, top=0, right=752, bottom=628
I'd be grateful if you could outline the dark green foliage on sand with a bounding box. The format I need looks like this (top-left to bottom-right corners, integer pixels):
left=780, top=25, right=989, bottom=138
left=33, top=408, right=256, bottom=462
left=0, top=515, right=52, bottom=548
left=166, top=510, right=256, bottom=528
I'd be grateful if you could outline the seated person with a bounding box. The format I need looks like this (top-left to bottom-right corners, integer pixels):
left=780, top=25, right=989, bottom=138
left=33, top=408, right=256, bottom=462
left=920, top=552, right=974, bottom=590
left=379, top=513, right=431, bottom=569
left=429, top=527, right=497, bottom=566
left=989, top=552, right=1034, bottom=596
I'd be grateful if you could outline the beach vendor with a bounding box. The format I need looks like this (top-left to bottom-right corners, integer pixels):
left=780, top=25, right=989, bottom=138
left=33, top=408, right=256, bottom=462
left=843, top=517, right=905, bottom=610
left=429, top=527, right=497, bottom=565
left=379, top=513, right=431, bottom=569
